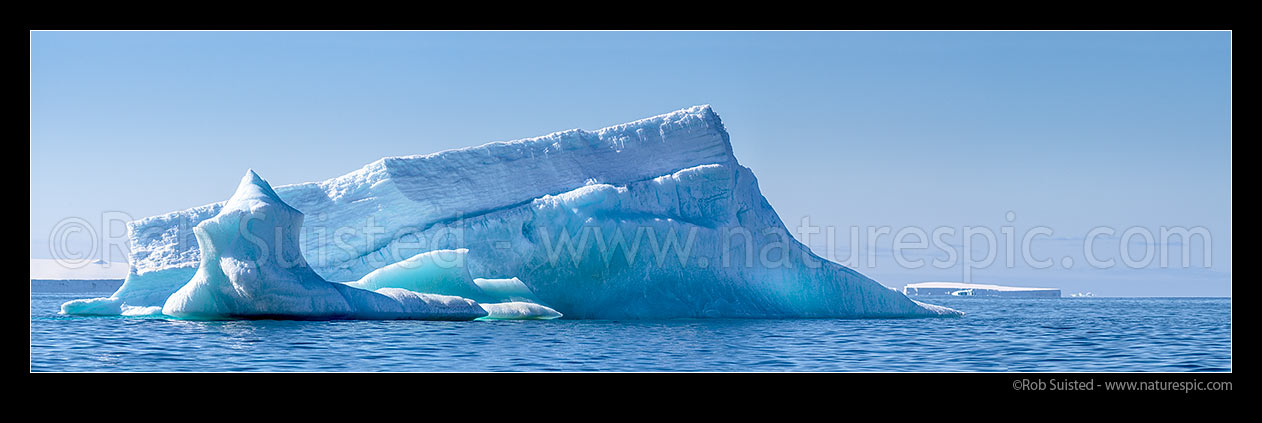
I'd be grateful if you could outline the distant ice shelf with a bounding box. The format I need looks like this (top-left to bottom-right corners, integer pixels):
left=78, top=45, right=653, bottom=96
left=31, top=258, right=128, bottom=293
left=903, top=282, right=1061, bottom=298
left=30, top=258, right=128, bottom=280
left=31, top=279, right=124, bottom=293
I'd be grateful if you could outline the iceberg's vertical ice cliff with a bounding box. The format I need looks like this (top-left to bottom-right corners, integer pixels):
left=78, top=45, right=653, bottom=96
left=63, top=105, right=959, bottom=319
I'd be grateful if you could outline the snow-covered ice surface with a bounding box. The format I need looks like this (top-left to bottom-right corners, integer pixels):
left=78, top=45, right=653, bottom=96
left=63, top=105, right=958, bottom=319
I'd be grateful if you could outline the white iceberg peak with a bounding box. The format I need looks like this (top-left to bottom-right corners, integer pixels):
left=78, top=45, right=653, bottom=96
left=226, top=169, right=291, bottom=211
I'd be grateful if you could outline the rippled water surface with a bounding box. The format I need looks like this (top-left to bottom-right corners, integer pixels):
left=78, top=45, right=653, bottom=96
left=30, top=293, right=1231, bottom=372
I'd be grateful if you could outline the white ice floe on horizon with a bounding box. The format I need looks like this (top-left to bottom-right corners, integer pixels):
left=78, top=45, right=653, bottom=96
left=904, top=282, right=1061, bottom=298
left=30, top=258, right=129, bottom=280
left=904, top=282, right=1060, bottom=292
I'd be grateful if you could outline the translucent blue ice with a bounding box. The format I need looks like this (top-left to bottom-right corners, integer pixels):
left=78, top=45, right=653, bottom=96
left=63, top=106, right=958, bottom=319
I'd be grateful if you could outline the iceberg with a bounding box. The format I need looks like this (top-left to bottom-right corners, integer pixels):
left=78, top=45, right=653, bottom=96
left=159, top=170, right=487, bottom=320
left=472, top=278, right=544, bottom=304
left=341, top=248, right=562, bottom=319
left=343, top=249, right=486, bottom=302
left=479, top=302, right=564, bottom=320
left=64, top=105, right=959, bottom=319
left=904, top=282, right=1061, bottom=298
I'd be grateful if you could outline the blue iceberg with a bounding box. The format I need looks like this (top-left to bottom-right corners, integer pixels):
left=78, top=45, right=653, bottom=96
left=63, top=105, right=958, bottom=319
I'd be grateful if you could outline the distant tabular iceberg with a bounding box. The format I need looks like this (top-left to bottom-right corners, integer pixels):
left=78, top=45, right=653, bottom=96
left=903, top=282, right=1061, bottom=298
left=30, top=258, right=126, bottom=293
left=63, top=105, right=959, bottom=319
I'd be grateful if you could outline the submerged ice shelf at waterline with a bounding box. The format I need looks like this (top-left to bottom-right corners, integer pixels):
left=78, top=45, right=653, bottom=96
left=64, top=105, right=958, bottom=319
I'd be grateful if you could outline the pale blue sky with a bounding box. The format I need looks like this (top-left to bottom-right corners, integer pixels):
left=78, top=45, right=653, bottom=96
left=30, top=31, right=1231, bottom=295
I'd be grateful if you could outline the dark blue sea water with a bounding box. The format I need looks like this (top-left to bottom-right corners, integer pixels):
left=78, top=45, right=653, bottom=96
left=30, top=292, right=1230, bottom=372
